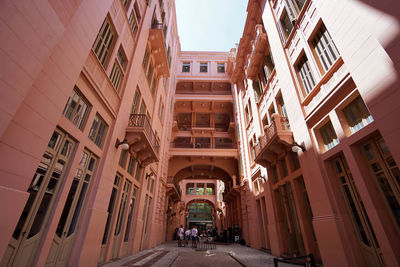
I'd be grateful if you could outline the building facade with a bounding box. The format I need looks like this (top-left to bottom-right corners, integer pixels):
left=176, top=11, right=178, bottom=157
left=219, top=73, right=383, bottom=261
left=0, top=0, right=400, bottom=266
left=232, top=0, right=400, bottom=266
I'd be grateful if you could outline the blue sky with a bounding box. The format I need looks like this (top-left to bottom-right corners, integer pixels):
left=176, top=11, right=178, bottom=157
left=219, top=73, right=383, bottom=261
left=175, top=0, right=248, bottom=52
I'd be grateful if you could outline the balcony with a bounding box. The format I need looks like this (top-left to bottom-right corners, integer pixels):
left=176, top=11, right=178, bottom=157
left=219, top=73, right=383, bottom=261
left=149, top=22, right=169, bottom=77
left=125, top=114, right=160, bottom=166
left=166, top=176, right=181, bottom=201
left=246, top=24, right=268, bottom=80
left=254, top=114, right=294, bottom=166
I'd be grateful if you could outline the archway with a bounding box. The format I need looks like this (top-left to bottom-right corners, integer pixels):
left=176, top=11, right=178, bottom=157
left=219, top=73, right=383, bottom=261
left=186, top=199, right=216, bottom=235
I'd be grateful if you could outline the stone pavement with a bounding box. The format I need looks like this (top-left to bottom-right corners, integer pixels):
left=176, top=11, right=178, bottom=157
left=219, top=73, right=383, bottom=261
left=100, top=241, right=301, bottom=267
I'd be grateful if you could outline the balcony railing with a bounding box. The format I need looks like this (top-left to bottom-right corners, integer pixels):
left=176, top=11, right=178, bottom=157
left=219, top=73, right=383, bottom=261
left=128, top=114, right=160, bottom=154
left=254, top=114, right=294, bottom=166
left=171, top=142, right=237, bottom=149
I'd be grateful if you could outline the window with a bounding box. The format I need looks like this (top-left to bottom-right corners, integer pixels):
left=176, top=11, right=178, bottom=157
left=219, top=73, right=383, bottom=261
left=217, top=63, right=225, bottom=73
left=250, top=139, right=256, bottom=162
left=206, top=184, right=215, bottom=195
left=63, top=88, right=89, bottom=130
left=131, top=88, right=141, bottom=114
left=121, top=0, right=131, bottom=10
left=119, top=150, right=128, bottom=168
left=186, top=183, right=195, bottom=195
left=109, top=61, right=123, bottom=92
left=128, top=11, right=138, bottom=37
left=297, top=55, right=316, bottom=95
left=200, top=62, right=208, bottom=72
left=127, top=155, right=136, bottom=175
left=134, top=164, right=142, bottom=181
left=150, top=75, right=157, bottom=95
left=253, top=79, right=263, bottom=103
left=88, top=114, right=108, bottom=148
left=146, top=61, right=154, bottom=83
left=142, top=46, right=150, bottom=69
left=312, top=24, right=340, bottom=72
left=158, top=98, right=164, bottom=120
left=279, top=10, right=294, bottom=41
left=182, top=62, right=190, bottom=72
left=102, top=174, right=121, bottom=244
left=124, top=186, right=138, bottom=242
left=133, top=2, right=141, bottom=22
left=280, top=158, right=288, bottom=177
left=196, top=183, right=205, bottom=195
left=343, top=96, right=373, bottom=133
left=263, top=54, right=275, bottom=82
left=117, top=47, right=127, bottom=70
left=277, top=95, right=288, bottom=117
left=92, top=17, right=115, bottom=66
left=319, top=120, right=339, bottom=150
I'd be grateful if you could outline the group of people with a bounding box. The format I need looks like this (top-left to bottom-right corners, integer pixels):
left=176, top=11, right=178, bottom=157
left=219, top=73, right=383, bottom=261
left=177, top=225, right=199, bottom=248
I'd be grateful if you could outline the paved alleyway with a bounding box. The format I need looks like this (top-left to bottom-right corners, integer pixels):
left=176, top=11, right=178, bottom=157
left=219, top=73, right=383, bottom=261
left=100, top=241, right=301, bottom=267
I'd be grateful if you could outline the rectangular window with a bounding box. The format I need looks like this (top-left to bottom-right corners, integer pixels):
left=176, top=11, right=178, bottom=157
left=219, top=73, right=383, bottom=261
left=319, top=120, right=339, bottom=150
left=134, top=164, right=142, bottom=181
left=128, top=11, right=138, bottom=37
left=343, top=96, right=373, bottom=133
left=263, top=54, right=275, bottom=82
left=63, top=88, right=89, bottom=130
left=88, top=114, right=108, bottom=148
left=186, top=183, right=195, bottom=195
left=109, top=61, right=124, bottom=92
left=279, top=10, right=293, bottom=41
left=127, top=155, right=136, bottom=175
left=133, top=2, right=141, bottom=22
left=313, top=24, right=340, bottom=72
left=277, top=95, right=288, bottom=117
left=217, top=63, right=225, bottom=73
left=117, top=48, right=127, bottom=70
left=131, top=88, right=141, bottom=114
left=182, top=62, right=190, bottom=72
left=297, top=55, right=316, bottom=95
left=253, top=79, right=263, bottom=103
left=142, top=46, right=150, bottom=69
left=158, top=98, right=164, bottom=120
left=150, top=75, right=157, bottom=95
left=121, top=0, right=131, bottom=10
left=146, top=61, right=154, bottom=83
left=92, top=17, right=115, bottom=66
left=119, top=150, right=128, bottom=168
left=196, top=183, right=205, bottom=195
left=102, top=174, right=121, bottom=244
left=200, top=62, right=208, bottom=73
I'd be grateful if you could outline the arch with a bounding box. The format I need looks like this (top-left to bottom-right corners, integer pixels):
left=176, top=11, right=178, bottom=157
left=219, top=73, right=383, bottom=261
left=185, top=199, right=216, bottom=213
left=173, top=165, right=233, bottom=184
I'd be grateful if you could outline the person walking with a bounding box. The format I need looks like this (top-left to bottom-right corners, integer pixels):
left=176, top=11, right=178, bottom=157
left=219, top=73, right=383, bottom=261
left=184, top=228, right=191, bottom=247
left=191, top=225, right=198, bottom=248
left=177, top=225, right=184, bottom=247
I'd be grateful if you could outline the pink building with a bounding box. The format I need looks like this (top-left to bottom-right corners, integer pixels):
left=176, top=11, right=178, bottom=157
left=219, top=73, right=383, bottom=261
left=0, top=0, right=400, bottom=266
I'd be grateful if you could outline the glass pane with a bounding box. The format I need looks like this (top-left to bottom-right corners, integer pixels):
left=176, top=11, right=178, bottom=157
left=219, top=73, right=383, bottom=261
left=102, top=188, right=118, bottom=244
left=68, top=182, right=88, bottom=236
left=56, top=179, right=79, bottom=237
left=124, top=198, right=136, bottom=241
left=48, top=131, right=62, bottom=150
left=342, top=184, right=371, bottom=246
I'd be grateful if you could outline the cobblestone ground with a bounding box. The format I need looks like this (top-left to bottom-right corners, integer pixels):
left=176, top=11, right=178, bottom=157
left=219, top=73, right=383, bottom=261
left=101, top=241, right=301, bottom=267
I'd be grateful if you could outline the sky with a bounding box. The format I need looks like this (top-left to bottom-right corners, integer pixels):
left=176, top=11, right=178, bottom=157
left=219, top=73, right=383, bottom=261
left=175, top=0, right=248, bottom=52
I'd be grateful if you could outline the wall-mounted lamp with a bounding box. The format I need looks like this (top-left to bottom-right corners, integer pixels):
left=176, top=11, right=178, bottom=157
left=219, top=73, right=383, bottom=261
left=146, top=173, right=155, bottom=180
left=115, top=138, right=129, bottom=150
left=292, top=142, right=306, bottom=153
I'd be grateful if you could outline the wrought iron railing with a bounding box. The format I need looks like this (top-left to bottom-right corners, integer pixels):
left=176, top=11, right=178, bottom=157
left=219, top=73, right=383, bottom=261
left=128, top=114, right=160, bottom=155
